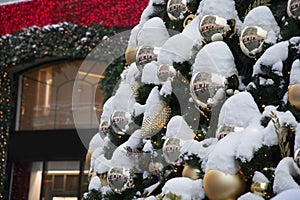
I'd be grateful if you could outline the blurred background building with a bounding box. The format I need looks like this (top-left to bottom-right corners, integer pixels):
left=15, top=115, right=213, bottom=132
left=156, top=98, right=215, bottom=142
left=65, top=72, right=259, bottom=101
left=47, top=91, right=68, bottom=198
left=0, top=0, right=148, bottom=199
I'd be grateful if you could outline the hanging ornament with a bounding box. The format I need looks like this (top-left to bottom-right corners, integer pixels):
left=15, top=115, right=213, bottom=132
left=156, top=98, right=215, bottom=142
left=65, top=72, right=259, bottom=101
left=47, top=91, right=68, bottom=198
left=251, top=181, right=271, bottom=198
left=239, top=25, right=268, bottom=58
left=294, top=148, right=300, bottom=168
left=125, top=46, right=137, bottom=65
left=141, top=102, right=171, bottom=138
left=110, top=110, right=131, bottom=134
left=182, top=164, right=201, bottom=180
left=157, top=64, right=176, bottom=84
left=163, top=137, right=183, bottom=163
left=216, top=124, right=244, bottom=140
left=287, top=0, right=300, bottom=21
left=167, top=0, right=188, bottom=20
left=131, top=81, right=140, bottom=101
left=107, top=167, right=136, bottom=194
left=203, top=169, right=246, bottom=200
left=190, top=71, right=226, bottom=109
left=183, top=14, right=195, bottom=28
left=288, top=84, right=300, bottom=110
left=99, top=120, right=109, bottom=139
left=136, top=45, right=159, bottom=72
left=199, top=15, right=235, bottom=43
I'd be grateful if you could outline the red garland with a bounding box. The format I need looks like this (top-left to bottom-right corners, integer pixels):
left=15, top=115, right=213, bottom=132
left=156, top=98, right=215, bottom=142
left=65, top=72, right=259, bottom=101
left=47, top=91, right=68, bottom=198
left=0, top=0, right=149, bottom=35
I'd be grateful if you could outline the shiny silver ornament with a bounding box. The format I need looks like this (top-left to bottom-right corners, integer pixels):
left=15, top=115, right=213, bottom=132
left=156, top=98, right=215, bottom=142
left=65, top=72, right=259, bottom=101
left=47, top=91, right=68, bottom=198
left=199, top=15, right=232, bottom=42
left=216, top=124, right=244, bottom=140
left=239, top=26, right=267, bottom=58
left=287, top=0, right=300, bottom=21
left=157, top=64, right=176, bottom=84
left=136, top=45, right=159, bottom=72
left=111, top=110, right=131, bottom=134
left=163, top=137, right=183, bottom=163
left=99, top=120, right=109, bottom=139
left=167, top=0, right=188, bottom=20
left=107, top=167, right=136, bottom=194
left=190, top=71, right=226, bottom=109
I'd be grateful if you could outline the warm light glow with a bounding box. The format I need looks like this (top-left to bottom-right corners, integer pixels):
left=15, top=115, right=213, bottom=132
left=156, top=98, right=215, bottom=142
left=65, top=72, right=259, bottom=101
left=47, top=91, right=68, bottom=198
left=78, top=71, right=105, bottom=79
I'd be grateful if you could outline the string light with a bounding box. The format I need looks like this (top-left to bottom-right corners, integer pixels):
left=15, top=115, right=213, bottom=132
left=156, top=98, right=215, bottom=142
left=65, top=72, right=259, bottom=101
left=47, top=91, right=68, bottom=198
left=0, top=69, right=11, bottom=199
left=0, top=0, right=149, bottom=35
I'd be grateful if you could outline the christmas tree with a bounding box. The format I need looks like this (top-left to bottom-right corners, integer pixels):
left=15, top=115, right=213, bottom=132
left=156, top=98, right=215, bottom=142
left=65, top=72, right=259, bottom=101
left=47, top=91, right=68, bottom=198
left=83, top=0, right=300, bottom=199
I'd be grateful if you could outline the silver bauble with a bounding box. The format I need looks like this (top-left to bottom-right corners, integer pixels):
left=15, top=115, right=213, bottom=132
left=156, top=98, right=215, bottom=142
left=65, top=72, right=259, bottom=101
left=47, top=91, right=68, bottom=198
left=136, top=45, right=159, bottom=72
left=239, top=25, right=267, bottom=58
left=190, top=71, right=226, bottom=109
left=167, top=0, right=188, bottom=20
left=107, top=167, right=136, bottom=194
left=110, top=110, right=131, bottom=134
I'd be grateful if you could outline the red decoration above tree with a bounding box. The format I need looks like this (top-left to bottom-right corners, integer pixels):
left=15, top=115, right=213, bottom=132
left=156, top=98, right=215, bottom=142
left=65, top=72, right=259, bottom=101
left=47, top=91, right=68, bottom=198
left=0, top=0, right=149, bottom=35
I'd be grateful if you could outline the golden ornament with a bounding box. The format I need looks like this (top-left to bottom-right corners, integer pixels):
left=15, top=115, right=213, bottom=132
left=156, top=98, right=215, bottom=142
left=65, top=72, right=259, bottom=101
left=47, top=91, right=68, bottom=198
left=203, top=169, right=246, bottom=200
left=288, top=84, right=300, bottom=110
left=182, top=164, right=201, bottom=180
left=125, top=46, right=137, bottom=65
left=270, top=111, right=291, bottom=158
left=183, top=14, right=195, bottom=28
left=85, top=150, right=93, bottom=168
left=141, top=101, right=171, bottom=137
left=156, top=192, right=182, bottom=200
left=251, top=181, right=270, bottom=198
left=131, top=81, right=140, bottom=100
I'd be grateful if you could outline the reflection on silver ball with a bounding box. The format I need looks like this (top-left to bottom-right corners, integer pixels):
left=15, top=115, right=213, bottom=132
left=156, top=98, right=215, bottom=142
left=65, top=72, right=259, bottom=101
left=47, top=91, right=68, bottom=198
left=287, top=0, right=300, bottom=21
left=99, top=120, right=109, bottom=139
left=167, top=0, right=188, bottom=20
left=110, top=110, right=131, bottom=134
left=136, top=45, right=159, bottom=72
left=107, top=167, right=136, bottom=194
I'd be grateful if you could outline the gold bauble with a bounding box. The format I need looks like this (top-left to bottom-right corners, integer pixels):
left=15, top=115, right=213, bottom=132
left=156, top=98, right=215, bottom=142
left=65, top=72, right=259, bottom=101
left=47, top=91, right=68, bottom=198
left=85, top=150, right=93, bottom=168
left=250, top=181, right=270, bottom=198
left=182, top=164, right=201, bottom=180
left=203, top=170, right=246, bottom=200
left=288, top=84, right=300, bottom=110
left=125, top=46, right=137, bottom=65
left=141, top=101, right=171, bottom=137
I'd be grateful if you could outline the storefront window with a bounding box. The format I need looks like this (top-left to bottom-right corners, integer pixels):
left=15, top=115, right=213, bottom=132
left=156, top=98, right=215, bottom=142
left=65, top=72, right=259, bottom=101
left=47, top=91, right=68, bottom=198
left=26, top=161, right=88, bottom=200
left=18, top=60, right=104, bottom=131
